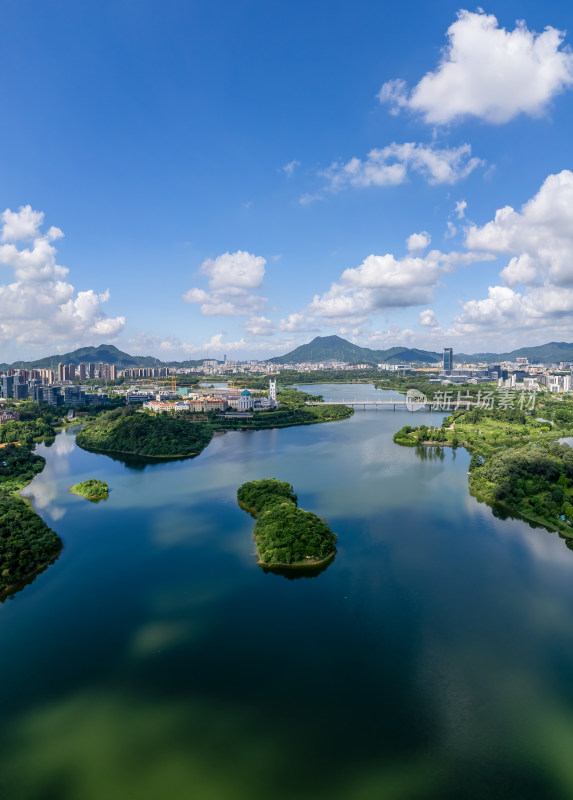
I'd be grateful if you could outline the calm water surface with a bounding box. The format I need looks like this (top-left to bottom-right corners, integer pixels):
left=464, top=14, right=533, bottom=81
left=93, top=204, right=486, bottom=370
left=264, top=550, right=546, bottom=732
left=2, top=384, right=573, bottom=799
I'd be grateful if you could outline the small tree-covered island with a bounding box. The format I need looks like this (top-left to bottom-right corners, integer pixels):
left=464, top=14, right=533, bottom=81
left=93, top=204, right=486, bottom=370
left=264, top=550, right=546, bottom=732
left=69, top=479, right=109, bottom=502
left=237, top=479, right=337, bottom=568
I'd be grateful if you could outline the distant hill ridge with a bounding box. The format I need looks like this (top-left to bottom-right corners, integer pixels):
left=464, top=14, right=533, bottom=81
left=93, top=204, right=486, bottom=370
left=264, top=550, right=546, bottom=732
left=2, top=337, right=573, bottom=371
left=269, top=335, right=441, bottom=364
left=0, top=344, right=205, bottom=371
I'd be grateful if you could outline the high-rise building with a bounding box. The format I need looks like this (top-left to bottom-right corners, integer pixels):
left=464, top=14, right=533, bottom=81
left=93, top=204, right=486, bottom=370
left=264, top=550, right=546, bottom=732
left=88, top=363, right=95, bottom=379
left=110, top=365, right=117, bottom=380
left=269, top=379, right=277, bottom=402
left=443, top=348, right=454, bottom=373
left=58, top=362, right=65, bottom=382
left=98, top=362, right=104, bottom=379
left=0, top=376, right=14, bottom=399
left=68, top=363, right=76, bottom=381
left=79, top=363, right=87, bottom=380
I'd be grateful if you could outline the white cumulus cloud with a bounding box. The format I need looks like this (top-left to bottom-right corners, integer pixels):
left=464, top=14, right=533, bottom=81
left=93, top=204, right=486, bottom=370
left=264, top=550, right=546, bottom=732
left=407, top=231, right=431, bottom=252
left=454, top=170, right=573, bottom=340
left=183, top=250, right=267, bottom=316
left=419, top=309, right=439, bottom=327
left=465, top=170, right=573, bottom=287
left=379, top=10, right=573, bottom=124
left=308, top=250, right=454, bottom=323
left=0, top=206, right=125, bottom=350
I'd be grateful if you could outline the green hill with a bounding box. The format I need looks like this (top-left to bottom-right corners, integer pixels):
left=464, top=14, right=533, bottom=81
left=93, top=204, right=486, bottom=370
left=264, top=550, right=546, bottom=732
left=0, top=344, right=161, bottom=371
left=455, top=342, right=573, bottom=365
left=269, top=335, right=441, bottom=365
left=0, top=344, right=210, bottom=371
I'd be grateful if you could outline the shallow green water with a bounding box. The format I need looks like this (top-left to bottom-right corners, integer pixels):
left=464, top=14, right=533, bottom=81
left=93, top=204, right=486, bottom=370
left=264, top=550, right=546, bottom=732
left=2, top=385, right=573, bottom=799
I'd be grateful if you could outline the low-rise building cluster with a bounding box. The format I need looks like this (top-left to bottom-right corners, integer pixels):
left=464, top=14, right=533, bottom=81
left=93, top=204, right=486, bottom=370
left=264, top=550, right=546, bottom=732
left=142, top=381, right=280, bottom=414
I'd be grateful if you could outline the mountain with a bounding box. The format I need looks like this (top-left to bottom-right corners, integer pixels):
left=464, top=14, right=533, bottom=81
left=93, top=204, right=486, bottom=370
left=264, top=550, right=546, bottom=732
left=0, top=344, right=164, bottom=371
left=455, top=342, right=573, bottom=365
left=269, top=335, right=441, bottom=365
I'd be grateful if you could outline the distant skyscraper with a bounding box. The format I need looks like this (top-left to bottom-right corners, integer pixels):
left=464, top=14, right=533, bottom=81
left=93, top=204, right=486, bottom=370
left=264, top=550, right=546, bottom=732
left=79, top=363, right=87, bottom=380
left=58, top=362, right=65, bottom=381
left=443, top=347, right=454, bottom=373
left=269, top=379, right=277, bottom=402
left=88, top=362, right=95, bottom=379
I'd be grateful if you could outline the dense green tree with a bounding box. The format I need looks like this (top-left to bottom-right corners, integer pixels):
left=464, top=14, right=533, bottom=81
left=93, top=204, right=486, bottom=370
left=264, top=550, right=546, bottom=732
left=237, top=479, right=336, bottom=566
left=76, top=406, right=213, bottom=457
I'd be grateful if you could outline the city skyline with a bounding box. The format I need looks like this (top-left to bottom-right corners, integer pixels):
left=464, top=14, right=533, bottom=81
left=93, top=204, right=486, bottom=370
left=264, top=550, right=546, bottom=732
left=2, top=1, right=573, bottom=363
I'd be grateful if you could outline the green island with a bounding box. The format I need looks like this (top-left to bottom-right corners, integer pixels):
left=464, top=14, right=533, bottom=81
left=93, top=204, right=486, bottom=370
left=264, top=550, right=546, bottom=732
left=393, top=398, right=573, bottom=537
left=69, top=479, right=109, bottom=502
left=76, top=406, right=214, bottom=458
left=237, top=478, right=337, bottom=567
left=0, top=444, right=62, bottom=596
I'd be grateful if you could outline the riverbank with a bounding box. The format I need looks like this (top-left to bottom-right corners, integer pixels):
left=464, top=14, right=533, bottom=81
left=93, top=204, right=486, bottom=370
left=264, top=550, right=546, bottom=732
left=0, top=444, right=63, bottom=598
left=393, top=407, right=573, bottom=537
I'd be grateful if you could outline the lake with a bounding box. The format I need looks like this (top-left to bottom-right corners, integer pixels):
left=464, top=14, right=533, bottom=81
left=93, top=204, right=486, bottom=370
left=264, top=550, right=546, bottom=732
left=2, top=384, right=573, bottom=799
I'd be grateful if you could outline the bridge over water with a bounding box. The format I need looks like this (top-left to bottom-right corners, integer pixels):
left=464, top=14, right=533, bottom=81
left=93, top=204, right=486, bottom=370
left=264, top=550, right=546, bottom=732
left=306, top=399, right=476, bottom=411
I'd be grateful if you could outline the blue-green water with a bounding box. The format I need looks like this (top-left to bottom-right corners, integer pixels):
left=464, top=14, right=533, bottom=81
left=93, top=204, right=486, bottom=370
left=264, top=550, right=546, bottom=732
left=2, top=385, right=573, bottom=799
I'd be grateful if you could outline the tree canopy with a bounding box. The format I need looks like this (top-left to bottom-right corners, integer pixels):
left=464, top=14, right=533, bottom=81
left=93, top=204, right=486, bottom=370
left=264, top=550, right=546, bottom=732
left=237, top=479, right=336, bottom=566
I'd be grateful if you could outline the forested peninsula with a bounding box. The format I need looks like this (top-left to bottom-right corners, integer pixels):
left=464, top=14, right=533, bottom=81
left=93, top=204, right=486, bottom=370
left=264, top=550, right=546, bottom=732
left=76, top=390, right=352, bottom=458
left=0, top=444, right=62, bottom=595
left=237, top=479, right=337, bottom=567
left=393, top=399, right=573, bottom=538
left=76, top=406, right=214, bottom=458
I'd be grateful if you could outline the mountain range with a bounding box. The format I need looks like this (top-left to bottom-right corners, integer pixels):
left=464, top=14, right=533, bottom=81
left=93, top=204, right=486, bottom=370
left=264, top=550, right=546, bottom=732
left=271, top=336, right=573, bottom=365
left=2, top=337, right=573, bottom=371
left=0, top=344, right=204, bottom=372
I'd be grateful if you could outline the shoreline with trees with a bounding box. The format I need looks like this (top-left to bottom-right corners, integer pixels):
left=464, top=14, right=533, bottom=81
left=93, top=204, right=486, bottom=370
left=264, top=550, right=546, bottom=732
left=393, top=400, right=573, bottom=538
left=0, top=443, right=62, bottom=598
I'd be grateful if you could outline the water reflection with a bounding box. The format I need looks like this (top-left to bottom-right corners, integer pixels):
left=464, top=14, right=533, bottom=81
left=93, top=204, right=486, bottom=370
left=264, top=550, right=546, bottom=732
left=6, top=389, right=573, bottom=798
left=261, top=554, right=335, bottom=580
left=20, top=429, right=79, bottom=521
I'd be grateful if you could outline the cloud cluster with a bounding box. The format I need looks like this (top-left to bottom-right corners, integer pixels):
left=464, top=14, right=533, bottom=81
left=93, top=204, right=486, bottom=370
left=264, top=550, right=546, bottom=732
left=183, top=250, right=267, bottom=316
left=455, top=171, right=573, bottom=337
left=321, top=142, right=483, bottom=191
left=465, top=170, right=573, bottom=287
left=307, top=248, right=477, bottom=324
left=407, top=231, right=431, bottom=253
left=379, top=10, right=573, bottom=124
left=0, top=206, right=125, bottom=349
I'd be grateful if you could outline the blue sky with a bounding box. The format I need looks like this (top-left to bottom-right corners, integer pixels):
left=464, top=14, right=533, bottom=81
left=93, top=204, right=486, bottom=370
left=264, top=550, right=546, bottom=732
left=1, top=0, right=573, bottom=361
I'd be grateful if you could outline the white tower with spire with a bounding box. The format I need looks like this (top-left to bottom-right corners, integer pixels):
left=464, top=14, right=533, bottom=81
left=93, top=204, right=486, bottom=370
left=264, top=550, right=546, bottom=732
left=269, top=379, right=277, bottom=404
